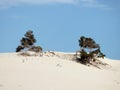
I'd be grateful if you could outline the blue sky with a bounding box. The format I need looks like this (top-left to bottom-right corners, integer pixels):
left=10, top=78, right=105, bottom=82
left=0, top=0, right=120, bottom=59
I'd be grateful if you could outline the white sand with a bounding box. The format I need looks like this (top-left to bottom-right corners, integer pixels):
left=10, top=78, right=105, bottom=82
left=0, top=52, right=120, bottom=90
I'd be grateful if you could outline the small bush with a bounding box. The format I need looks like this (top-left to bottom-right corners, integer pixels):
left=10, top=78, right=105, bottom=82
left=76, top=36, right=105, bottom=64
left=16, top=30, right=42, bottom=53
left=29, top=46, right=42, bottom=53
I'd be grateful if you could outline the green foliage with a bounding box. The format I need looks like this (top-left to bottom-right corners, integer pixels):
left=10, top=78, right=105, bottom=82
left=79, top=36, right=99, bottom=49
left=29, top=46, right=42, bottom=53
left=16, top=45, right=24, bottom=52
left=20, top=30, right=36, bottom=48
left=77, top=36, right=105, bottom=64
left=16, top=30, right=42, bottom=53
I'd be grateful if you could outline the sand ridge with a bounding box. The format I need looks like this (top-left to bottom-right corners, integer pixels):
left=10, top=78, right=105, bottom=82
left=0, top=52, right=120, bottom=90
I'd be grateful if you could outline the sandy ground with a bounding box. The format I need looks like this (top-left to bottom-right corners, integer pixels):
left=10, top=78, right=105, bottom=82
left=0, top=52, right=120, bottom=90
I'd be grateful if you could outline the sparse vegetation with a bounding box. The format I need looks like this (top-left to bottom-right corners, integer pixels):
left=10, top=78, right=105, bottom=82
left=76, top=36, right=105, bottom=65
left=16, top=32, right=108, bottom=68
left=16, top=30, right=42, bottom=53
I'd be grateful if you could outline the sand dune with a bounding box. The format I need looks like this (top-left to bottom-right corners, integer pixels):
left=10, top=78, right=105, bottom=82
left=0, top=52, right=120, bottom=90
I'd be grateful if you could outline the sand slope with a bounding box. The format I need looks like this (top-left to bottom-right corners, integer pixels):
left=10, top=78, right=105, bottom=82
left=0, top=52, right=120, bottom=90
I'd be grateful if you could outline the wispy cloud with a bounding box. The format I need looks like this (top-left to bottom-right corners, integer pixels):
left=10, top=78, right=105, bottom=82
left=0, top=0, right=78, bottom=9
left=0, top=0, right=110, bottom=10
left=79, top=0, right=110, bottom=9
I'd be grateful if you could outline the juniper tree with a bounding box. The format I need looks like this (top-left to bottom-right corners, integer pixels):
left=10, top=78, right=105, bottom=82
left=16, top=30, right=42, bottom=53
left=77, top=36, right=105, bottom=64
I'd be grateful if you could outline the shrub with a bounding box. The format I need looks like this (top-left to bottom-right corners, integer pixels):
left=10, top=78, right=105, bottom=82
left=16, top=30, right=42, bottom=53
left=16, top=45, right=24, bottom=52
left=77, top=36, right=105, bottom=64
left=29, top=46, right=42, bottom=53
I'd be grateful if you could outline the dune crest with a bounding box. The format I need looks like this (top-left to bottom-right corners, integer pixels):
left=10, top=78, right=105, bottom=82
left=0, top=52, right=120, bottom=90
